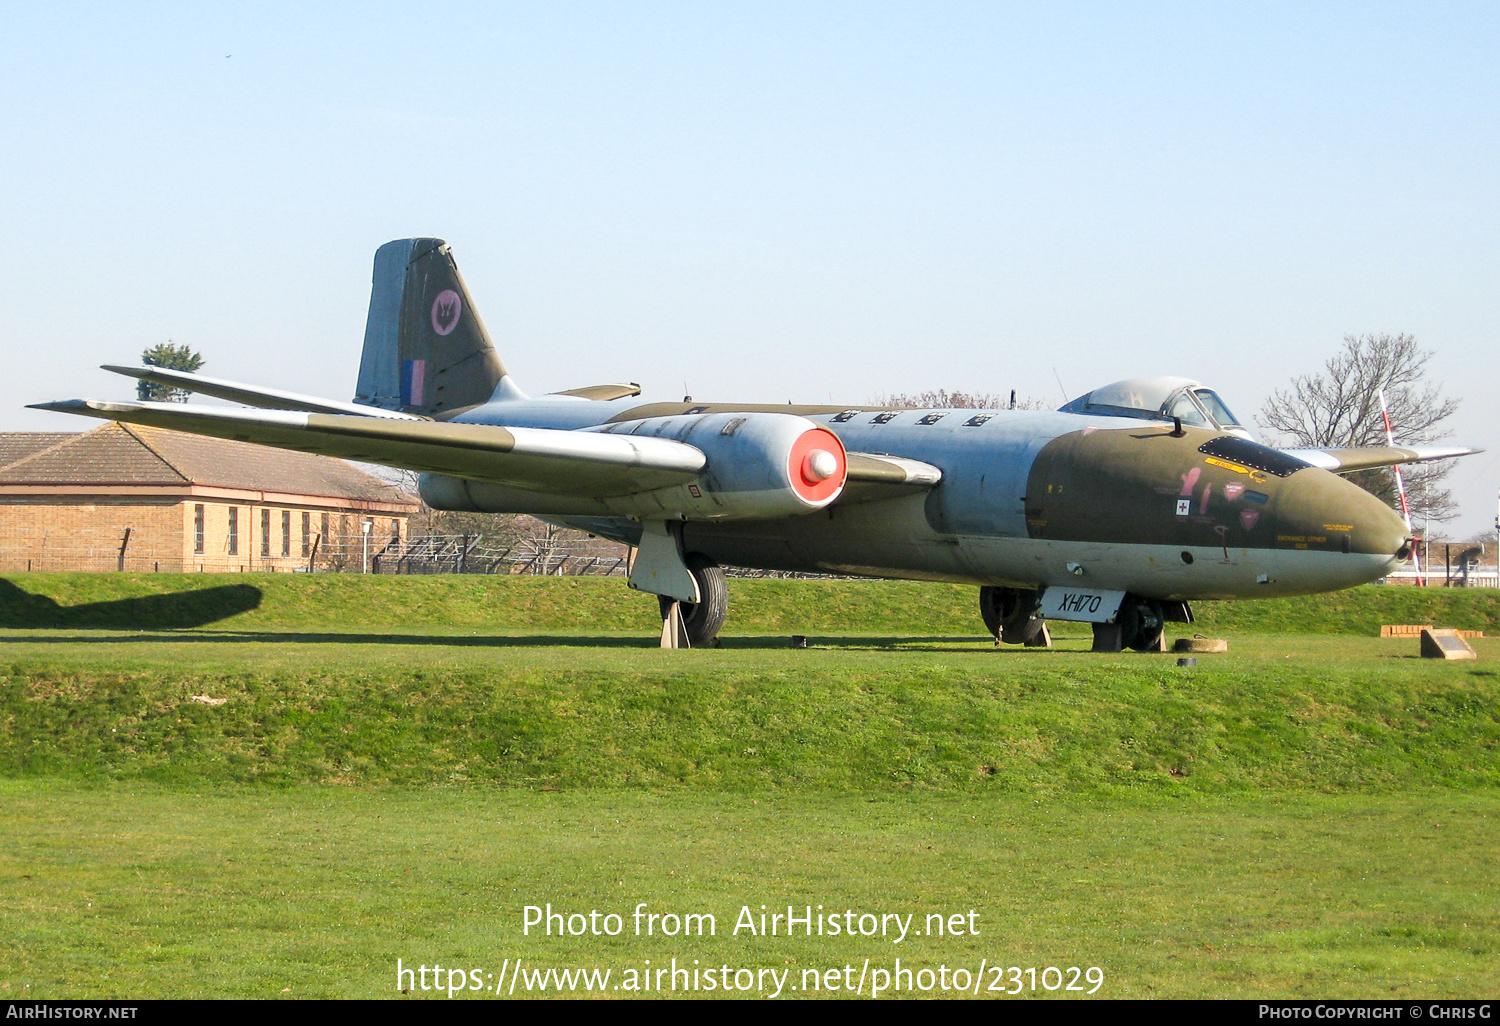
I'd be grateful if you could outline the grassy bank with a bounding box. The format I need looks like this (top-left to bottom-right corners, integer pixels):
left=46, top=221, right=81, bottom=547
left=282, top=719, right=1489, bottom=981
left=2, top=630, right=1496, bottom=791
left=4, top=572, right=1500, bottom=636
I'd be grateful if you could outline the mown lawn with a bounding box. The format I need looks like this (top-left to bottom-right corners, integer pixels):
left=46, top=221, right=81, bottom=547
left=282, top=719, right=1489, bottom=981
left=2, top=784, right=1496, bottom=999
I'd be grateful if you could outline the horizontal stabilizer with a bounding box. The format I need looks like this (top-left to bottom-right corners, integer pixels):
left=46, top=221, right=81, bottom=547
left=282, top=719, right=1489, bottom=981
left=1284, top=445, right=1482, bottom=474
left=549, top=383, right=643, bottom=401
left=103, top=365, right=423, bottom=420
left=31, top=399, right=706, bottom=497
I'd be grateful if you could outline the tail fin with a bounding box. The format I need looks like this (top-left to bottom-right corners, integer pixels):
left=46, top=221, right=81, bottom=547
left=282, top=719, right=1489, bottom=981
left=354, top=238, right=516, bottom=417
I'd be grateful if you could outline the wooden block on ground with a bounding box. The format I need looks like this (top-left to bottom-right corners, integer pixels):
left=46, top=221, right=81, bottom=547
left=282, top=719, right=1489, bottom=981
left=1023, top=622, right=1052, bottom=648
left=1174, top=637, right=1228, bottom=653
left=1091, top=621, right=1124, bottom=652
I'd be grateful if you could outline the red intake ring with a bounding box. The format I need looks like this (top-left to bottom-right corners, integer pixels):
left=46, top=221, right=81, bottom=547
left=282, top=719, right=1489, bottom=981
left=786, top=427, right=847, bottom=506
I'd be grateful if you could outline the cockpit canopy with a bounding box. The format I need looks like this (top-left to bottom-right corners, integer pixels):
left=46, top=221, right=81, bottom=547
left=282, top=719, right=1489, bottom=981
left=1059, top=377, right=1253, bottom=438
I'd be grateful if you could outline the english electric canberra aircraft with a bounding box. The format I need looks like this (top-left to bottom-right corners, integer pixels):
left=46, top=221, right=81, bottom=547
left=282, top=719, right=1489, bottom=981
left=36, top=239, right=1478, bottom=650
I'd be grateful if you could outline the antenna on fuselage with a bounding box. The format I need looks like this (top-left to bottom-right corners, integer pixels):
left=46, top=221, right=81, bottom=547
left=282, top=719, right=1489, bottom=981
left=1052, top=368, right=1069, bottom=404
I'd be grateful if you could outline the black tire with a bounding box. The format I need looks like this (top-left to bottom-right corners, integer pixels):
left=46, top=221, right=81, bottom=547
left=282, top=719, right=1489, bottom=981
left=979, top=586, right=1044, bottom=645
left=1123, top=598, right=1165, bottom=652
left=658, top=554, right=727, bottom=646
left=1003, top=613, right=1046, bottom=646
left=978, top=586, right=1004, bottom=637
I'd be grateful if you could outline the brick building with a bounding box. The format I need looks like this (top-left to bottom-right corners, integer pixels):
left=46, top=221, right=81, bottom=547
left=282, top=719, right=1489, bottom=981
left=0, top=424, right=418, bottom=572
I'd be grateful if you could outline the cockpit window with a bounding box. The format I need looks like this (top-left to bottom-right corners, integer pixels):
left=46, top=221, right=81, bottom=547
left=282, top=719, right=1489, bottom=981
left=1198, top=435, right=1309, bottom=477
left=1193, top=389, right=1241, bottom=428
left=1057, top=400, right=1161, bottom=421
left=1060, top=379, right=1253, bottom=437
left=1167, top=394, right=1210, bottom=428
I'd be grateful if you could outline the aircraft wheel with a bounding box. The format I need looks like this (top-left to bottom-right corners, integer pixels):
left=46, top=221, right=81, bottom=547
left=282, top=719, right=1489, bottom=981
left=979, top=586, right=1044, bottom=644
left=978, top=586, right=1004, bottom=637
left=1121, top=597, right=1165, bottom=652
left=1003, top=612, right=1046, bottom=646
left=658, top=554, right=727, bottom=646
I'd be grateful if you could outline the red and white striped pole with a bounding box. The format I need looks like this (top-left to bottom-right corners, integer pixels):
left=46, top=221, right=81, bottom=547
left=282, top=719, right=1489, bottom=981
left=1378, top=388, right=1424, bottom=586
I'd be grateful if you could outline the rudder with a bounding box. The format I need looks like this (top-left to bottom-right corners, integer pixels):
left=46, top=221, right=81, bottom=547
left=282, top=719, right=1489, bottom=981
left=354, top=238, right=509, bottom=417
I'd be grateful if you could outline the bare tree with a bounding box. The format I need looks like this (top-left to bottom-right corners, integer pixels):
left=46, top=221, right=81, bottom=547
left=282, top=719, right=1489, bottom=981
left=370, top=465, right=534, bottom=544
left=1258, top=333, right=1460, bottom=522
left=870, top=389, right=1049, bottom=410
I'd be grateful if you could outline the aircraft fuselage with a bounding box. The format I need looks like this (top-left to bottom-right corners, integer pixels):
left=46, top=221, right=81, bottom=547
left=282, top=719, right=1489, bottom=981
left=430, top=397, right=1410, bottom=601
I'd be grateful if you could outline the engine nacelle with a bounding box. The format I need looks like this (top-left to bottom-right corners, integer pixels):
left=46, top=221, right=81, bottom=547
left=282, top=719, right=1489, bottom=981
left=421, top=412, right=847, bottom=520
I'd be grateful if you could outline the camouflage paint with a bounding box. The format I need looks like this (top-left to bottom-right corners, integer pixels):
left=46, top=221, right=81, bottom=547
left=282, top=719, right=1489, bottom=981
left=1022, top=427, right=1407, bottom=557
left=355, top=239, right=504, bottom=417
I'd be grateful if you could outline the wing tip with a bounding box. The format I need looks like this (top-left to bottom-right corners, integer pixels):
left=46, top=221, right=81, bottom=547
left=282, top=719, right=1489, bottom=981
left=27, top=400, right=91, bottom=413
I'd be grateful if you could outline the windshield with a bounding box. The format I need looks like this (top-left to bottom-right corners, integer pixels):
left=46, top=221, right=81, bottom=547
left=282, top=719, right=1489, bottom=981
left=1193, top=389, right=1242, bottom=428
left=1167, top=393, right=1210, bottom=428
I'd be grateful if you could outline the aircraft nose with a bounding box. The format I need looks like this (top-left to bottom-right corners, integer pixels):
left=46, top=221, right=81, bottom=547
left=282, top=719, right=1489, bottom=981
left=1276, top=467, right=1411, bottom=562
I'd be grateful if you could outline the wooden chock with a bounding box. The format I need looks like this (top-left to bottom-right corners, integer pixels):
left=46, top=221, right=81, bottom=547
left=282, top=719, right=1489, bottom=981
left=1091, top=621, right=1124, bottom=652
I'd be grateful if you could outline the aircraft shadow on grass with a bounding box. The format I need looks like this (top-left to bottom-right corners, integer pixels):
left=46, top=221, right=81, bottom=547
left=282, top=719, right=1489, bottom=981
left=0, top=616, right=995, bottom=651
left=0, top=578, right=262, bottom=630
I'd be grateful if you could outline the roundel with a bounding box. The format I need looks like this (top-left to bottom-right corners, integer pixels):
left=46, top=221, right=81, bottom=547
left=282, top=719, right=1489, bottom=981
left=431, top=289, right=462, bottom=336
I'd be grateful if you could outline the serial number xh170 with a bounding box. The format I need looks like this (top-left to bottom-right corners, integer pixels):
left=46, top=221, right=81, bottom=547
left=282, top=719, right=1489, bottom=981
left=37, top=239, right=1477, bottom=650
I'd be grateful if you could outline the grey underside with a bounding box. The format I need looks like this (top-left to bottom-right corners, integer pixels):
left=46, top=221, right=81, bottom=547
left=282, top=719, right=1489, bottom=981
left=553, top=506, right=1390, bottom=601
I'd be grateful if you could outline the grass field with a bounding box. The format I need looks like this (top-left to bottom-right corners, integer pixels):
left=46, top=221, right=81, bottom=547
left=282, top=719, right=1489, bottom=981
left=1, top=573, right=1497, bottom=999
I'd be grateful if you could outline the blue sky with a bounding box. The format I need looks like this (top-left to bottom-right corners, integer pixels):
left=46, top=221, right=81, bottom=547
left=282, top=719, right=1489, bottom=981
left=3, top=2, right=1497, bottom=534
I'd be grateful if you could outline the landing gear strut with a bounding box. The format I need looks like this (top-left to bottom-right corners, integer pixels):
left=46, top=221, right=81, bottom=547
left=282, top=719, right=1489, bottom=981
left=657, top=554, right=728, bottom=647
left=1090, top=595, right=1166, bottom=652
left=979, top=587, right=1050, bottom=647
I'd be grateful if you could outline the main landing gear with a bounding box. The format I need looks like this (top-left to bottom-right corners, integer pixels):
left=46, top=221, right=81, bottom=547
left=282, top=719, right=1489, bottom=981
left=657, top=553, right=727, bottom=648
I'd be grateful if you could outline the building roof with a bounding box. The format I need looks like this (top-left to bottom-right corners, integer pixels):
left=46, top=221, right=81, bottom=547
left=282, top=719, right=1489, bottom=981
left=0, top=433, right=76, bottom=469
left=0, top=423, right=417, bottom=506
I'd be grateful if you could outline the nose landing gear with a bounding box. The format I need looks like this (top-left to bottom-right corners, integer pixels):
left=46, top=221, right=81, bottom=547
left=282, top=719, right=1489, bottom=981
left=978, top=587, right=1051, bottom=647
left=1090, top=596, right=1167, bottom=652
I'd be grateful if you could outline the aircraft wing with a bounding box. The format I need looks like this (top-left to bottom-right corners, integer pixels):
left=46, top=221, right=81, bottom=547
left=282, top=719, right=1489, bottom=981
left=31, top=399, right=705, bottom=496
left=101, top=365, right=425, bottom=420
left=1282, top=445, right=1482, bottom=474
left=33, top=396, right=941, bottom=508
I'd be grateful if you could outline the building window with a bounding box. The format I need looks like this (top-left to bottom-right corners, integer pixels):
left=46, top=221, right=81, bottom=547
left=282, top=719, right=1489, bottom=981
left=261, top=508, right=271, bottom=557
left=282, top=511, right=291, bottom=557
left=228, top=508, right=238, bottom=555
left=194, top=504, right=205, bottom=554
left=301, top=512, right=311, bottom=557
left=391, top=518, right=401, bottom=544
